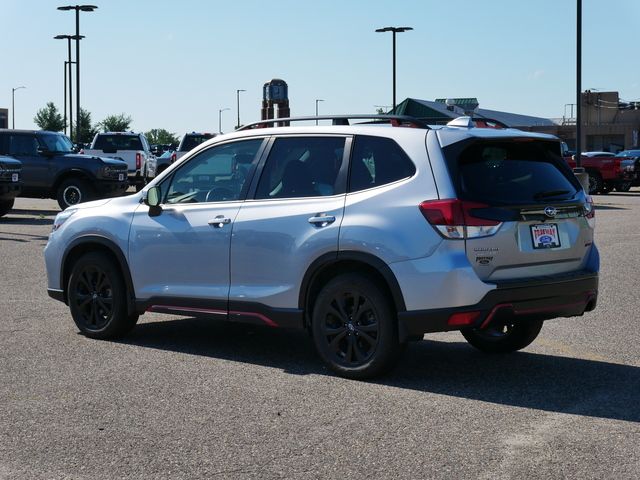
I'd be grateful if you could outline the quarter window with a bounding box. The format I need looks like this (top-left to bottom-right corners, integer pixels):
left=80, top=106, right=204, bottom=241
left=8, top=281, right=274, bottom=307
left=349, top=135, right=416, bottom=192
left=254, top=137, right=346, bottom=199
left=9, top=135, right=38, bottom=156
left=164, top=139, right=263, bottom=204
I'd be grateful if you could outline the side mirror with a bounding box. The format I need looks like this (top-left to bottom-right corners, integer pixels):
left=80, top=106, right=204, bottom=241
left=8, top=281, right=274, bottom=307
left=37, top=146, right=52, bottom=156
left=144, top=186, right=162, bottom=216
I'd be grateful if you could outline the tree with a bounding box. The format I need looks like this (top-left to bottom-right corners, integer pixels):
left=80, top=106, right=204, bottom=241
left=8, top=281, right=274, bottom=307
left=97, top=113, right=132, bottom=132
left=145, top=128, right=179, bottom=146
left=74, top=107, right=98, bottom=144
left=33, top=102, right=66, bottom=132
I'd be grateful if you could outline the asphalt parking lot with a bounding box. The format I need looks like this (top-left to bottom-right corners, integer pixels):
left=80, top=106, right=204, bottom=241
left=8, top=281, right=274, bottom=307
left=0, top=194, right=638, bottom=479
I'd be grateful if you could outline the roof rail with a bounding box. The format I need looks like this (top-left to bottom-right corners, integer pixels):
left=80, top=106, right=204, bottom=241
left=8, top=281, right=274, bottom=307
left=237, top=114, right=430, bottom=131
left=446, top=116, right=508, bottom=129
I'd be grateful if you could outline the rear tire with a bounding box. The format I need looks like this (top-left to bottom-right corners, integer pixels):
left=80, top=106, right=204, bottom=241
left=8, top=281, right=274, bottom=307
left=461, top=319, right=543, bottom=353
left=0, top=198, right=14, bottom=217
left=57, top=177, right=93, bottom=210
left=312, top=273, right=403, bottom=379
left=616, top=181, right=632, bottom=192
left=67, top=252, right=138, bottom=339
left=587, top=172, right=602, bottom=195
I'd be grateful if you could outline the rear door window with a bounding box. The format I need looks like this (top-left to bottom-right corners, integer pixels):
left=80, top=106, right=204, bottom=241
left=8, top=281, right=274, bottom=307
left=254, top=137, right=346, bottom=199
left=444, top=140, right=580, bottom=204
left=348, top=135, right=416, bottom=192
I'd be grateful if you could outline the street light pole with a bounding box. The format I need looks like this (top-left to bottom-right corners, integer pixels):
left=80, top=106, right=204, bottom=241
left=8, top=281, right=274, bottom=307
left=315, top=99, right=324, bottom=125
left=57, top=5, right=97, bottom=141
left=375, top=26, right=413, bottom=111
left=55, top=34, right=83, bottom=139
left=219, top=108, right=230, bottom=134
left=236, top=89, right=246, bottom=129
left=576, top=0, right=582, bottom=168
left=11, top=86, right=26, bottom=129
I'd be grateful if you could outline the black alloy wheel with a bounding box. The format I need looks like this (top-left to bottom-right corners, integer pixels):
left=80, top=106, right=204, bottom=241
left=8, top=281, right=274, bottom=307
left=0, top=198, right=14, bottom=217
left=312, top=274, right=402, bottom=379
left=68, top=252, right=138, bottom=339
left=57, top=178, right=93, bottom=210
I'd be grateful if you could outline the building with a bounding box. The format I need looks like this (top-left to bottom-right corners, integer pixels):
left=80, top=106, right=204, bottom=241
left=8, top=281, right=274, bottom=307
left=0, top=108, right=8, bottom=129
left=392, top=92, right=640, bottom=153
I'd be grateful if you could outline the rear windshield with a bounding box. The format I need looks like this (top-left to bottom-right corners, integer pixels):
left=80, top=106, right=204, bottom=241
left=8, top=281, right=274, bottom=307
left=94, top=135, right=142, bottom=151
left=443, top=139, right=580, bottom=204
left=180, top=134, right=214, bottom=151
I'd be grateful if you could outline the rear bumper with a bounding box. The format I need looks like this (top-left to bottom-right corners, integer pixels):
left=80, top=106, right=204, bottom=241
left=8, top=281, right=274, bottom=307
left=398, top=270, right=598, bottom=339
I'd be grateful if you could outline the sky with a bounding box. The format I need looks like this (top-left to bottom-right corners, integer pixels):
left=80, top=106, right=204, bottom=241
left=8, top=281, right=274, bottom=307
left=2, top=0, right=639, bottom=136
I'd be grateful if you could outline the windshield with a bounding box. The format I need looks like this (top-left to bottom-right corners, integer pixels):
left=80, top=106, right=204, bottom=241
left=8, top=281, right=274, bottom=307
left=38, top=133, right=74, bottom=152
left=94, top=135, right=142, bottom=151
left=616, top=150, right=640, bottom=158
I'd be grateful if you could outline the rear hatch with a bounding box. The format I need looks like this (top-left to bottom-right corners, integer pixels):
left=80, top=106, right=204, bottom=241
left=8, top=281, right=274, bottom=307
left=441, top=137, right=594, bottom=282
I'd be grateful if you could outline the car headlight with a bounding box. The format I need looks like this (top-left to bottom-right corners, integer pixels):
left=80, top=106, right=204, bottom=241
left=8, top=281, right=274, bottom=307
left=52, top=209, right=77, bottom=232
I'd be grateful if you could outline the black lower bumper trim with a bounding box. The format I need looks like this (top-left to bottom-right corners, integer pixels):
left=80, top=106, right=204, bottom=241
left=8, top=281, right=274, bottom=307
left=398, top=271, right=598, bottom=338
left=47, top=288, right=65, bottom=303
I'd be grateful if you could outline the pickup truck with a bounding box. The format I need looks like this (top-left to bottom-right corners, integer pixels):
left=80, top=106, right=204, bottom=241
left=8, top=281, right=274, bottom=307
left=0, top=129, right=128, bottom=210
left=85, top=132, right=155, bottom=190
left=175, top=132, right=216, bottom=161
left=564, top=151, right=635, bottom=194
left=0, top=155, right=22, bottom=217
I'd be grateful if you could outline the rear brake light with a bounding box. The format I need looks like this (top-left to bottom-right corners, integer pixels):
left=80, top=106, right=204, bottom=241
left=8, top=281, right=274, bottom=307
left=419, top=199, right=502, bottom=239
left=585, top=195, right=595, bottom=219
left=171, top=153, right=176, bottom=163
left=136, top=152, right=141, bottom=170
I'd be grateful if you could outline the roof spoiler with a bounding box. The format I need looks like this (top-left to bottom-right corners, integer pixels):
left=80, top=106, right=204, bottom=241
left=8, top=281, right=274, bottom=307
left=446, top=116, right=508, bottom=129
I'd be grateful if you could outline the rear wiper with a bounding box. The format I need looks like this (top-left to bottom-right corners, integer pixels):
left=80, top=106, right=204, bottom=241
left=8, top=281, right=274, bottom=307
left=533, top=189, right=572, bottom=200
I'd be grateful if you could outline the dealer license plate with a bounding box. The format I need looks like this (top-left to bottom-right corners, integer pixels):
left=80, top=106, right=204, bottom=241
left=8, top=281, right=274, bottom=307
left=531, top=224, right=560, bottom=249
left=118, top=173, right=125, bottom=181
left=12, top=173, right=19, bottom=182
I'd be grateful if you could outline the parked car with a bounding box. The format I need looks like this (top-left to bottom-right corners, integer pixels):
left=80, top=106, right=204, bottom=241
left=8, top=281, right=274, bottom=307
left=0, top=129, right=128, bottom=210
left=155, top=149, right=177, bottom=176
left=85, top=132, right=155, bottom=191
left=564, top=151, right=634, bottom=194
left=44, top=115, right=598, bottom=379
left=175, top=132, right=216, bottom=161
left=0, top=155, right=22, bottom=217
left=615, top=150, right=640, bottom=188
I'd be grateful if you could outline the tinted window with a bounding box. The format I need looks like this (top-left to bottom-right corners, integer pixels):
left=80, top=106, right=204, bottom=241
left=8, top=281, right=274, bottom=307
left=164, top=139, right=262, bottom=204
left=444, top=140, right=580, bottom=204
left=94, top=135, right=142, bottom=151
left=181, top=134, right=215, bottom=151
left=255, top=137, right=345, bottom=199
left=0, top=134, right=8, bottom=154
left=349, top=135, right=416, bottom=192
left=9, top=135, right=38, bottom=155
left=38, top=132, right=73, bottom=152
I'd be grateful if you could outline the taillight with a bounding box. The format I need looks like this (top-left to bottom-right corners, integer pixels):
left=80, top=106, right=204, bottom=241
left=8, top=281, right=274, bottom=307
left=171, top=153, right=176, bottom=163
left=584, top=195, right=595, bottom=219
left=136, top=152, right=141, bottom=170
left=79, top=148, right=84, bottom=154
left=419, top=199, right=502, bottom=239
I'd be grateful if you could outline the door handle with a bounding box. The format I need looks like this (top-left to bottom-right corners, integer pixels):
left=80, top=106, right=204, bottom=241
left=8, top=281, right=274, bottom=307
left=308, top=214, right=336, bottom=227
left=208, top=216, right=231, bottom=228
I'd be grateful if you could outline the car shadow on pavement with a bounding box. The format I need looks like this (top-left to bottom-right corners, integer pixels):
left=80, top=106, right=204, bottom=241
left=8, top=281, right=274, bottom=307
left=10, top=208, right=60, bottom=216
left=0, top=216, right=54, bottom=226
left=123, top=317, right=639, bottom=424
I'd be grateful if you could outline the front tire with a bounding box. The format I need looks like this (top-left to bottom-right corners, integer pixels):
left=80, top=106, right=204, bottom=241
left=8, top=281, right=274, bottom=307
left=57, top=178, right=93, bottom=210
left=616, top=181, right=632, bottom=192
left=68, top=252, right=138, bottom=339
left=461, top=319, right=543, bottom=353
left=311, top=274, right=402, bottom=379
left=0, top=198, right=14, bottom=217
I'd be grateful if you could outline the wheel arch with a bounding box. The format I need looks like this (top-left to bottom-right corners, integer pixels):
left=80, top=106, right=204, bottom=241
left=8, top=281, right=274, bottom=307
left=299, top=251, right=406, bottom=328
left=61, top=235, right=136, bottom=316
left=52, top=169, right=95, bottom=195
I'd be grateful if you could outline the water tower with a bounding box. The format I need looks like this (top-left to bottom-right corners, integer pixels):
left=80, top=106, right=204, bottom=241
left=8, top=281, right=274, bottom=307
left=261, top=79, right=290, bottom=126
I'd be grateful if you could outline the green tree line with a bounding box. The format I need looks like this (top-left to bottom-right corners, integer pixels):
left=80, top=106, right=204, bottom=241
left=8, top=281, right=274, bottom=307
left=32, top=102, right=179, bottom=146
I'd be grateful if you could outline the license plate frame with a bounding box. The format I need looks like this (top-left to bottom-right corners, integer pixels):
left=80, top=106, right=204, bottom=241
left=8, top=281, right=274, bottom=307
left=11, top=173, right=19, bottom=182
left=530, top=223, right=561, bottom=249
left=118, top=173, right=125, bottom=181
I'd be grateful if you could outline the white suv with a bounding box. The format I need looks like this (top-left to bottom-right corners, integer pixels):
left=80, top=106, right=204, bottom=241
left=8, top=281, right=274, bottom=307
left=44, top=115, right=599, bottom=379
